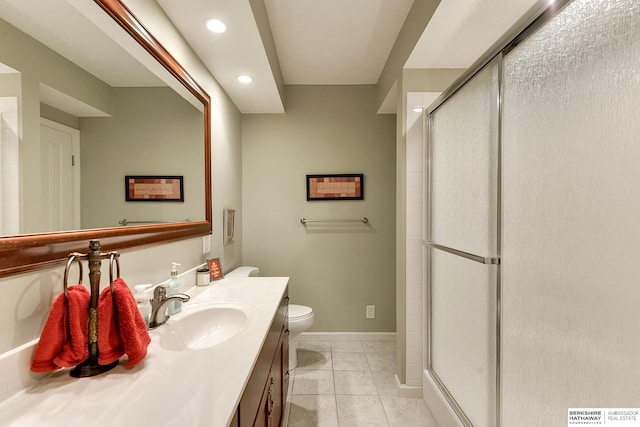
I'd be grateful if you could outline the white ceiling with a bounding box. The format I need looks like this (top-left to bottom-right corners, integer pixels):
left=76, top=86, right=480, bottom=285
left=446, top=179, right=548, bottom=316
left=264, top=0, right=414, bottom=85
left=0, top=0, right=546, bottom=114
left=157, top=0, right=543, bottom=113
left=155, top=0, right=285, bottom=113
left=156, top=0, right=414, bottom=113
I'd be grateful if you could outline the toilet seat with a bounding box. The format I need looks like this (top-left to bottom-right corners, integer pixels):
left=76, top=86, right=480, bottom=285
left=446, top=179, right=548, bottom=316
left=289, top=304, right=313, bottom=320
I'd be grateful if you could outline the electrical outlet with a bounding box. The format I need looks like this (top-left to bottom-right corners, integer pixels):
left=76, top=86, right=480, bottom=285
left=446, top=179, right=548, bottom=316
left=366, top=305, right=375, bottom=319
left=202, top=235, right=211, bottom=254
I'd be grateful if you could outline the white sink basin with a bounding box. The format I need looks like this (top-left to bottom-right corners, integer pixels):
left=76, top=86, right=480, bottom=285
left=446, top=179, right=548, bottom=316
left=158, top=300, right=258, bottom=351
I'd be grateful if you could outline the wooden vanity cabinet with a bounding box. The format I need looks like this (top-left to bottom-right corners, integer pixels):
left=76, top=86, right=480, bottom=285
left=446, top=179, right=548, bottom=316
left=235, top=291, right=289, bottom=427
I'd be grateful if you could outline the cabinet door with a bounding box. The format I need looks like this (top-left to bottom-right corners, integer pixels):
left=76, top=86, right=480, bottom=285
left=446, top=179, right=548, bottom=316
left=238, top=290, right=289, bottom=427
left=280, top=294, right=289, bottom=422
left=269, top=375, right=279, bottom=427
left=229, top=408, right=239, bottom=427
left=253, top=376, right=270, bottom=427
left=282, top=328, right=289, bottom=411
left=266, top=329, right=289, bottom=427
left=253, top=375, right=281, bottom=427
left=271, top=335, right=284, bottom=427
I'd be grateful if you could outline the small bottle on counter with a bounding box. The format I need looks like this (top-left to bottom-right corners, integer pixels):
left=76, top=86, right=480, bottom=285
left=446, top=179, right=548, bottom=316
left=167, top=262, right=182, bottom=315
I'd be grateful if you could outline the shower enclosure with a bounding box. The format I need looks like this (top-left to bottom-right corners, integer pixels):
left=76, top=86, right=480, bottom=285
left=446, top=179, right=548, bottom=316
left=423, top=0, right=640, bottom=425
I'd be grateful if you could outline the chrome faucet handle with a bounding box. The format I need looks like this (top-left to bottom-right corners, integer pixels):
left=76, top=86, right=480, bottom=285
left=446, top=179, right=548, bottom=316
left=148, top=286, right=190, bottom=329
left=152, top=284, right=167, bottom=301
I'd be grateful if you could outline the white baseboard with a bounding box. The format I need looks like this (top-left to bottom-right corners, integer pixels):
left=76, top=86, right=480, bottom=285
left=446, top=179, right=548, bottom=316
left=423, top=370, right=465, bottom=427
left=296, top=332, right=396, bottom=342
left=394, top=374, right=423, bottom=398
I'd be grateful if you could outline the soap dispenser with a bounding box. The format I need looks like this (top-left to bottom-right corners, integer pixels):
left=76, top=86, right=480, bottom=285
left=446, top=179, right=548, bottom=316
left=167, top=262, right=182, bottom=315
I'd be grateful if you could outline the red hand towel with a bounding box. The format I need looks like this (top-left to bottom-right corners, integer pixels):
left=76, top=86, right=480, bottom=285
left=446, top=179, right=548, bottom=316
left=98, top=278, right=151, bottom=367
left=97, top=285, right=124, bottom=365
left=31, top=285, right=90, bottom=373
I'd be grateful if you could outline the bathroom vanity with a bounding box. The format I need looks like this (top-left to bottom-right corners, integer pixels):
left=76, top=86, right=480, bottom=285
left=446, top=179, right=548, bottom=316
left=0, top=277, right=289, bottom=427
left=234, top=288, right=289, bottom=426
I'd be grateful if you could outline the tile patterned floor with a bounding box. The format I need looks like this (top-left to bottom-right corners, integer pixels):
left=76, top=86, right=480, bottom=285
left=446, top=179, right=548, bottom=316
left=284, top=340, right=438, bottom=427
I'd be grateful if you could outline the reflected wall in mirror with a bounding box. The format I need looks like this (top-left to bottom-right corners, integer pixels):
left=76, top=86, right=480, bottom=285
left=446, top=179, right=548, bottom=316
left=0, top=0, right=211, bottom=277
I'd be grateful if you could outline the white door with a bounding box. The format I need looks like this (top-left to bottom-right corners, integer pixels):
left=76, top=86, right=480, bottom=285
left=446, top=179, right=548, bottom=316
left=40, top=118, right=80, bottom=231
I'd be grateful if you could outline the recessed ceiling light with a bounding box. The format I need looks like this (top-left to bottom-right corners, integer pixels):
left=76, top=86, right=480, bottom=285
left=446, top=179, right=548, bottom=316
left=237, top=75, right=254, bottom=84
left=412, top=106, right=423, bottom=113
left=205, top=18, right=227, bottom=34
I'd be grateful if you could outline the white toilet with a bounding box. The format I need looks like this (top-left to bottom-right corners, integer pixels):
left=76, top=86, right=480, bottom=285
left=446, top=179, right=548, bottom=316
left=225, top=266, right=261, bottom=278
left=287, top=303, right=314, bottom=370
left=226, top=266, right=314, bottom=370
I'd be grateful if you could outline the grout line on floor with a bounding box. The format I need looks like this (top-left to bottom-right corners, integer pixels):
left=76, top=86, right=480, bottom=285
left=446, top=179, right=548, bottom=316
left=288, top=339, right=417, bottom=427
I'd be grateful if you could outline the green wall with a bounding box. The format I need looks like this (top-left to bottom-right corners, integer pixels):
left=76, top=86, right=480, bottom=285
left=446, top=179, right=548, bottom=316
left=80, top=87, right=204, bottom=229
left=242, top=85, right=396, bottom=332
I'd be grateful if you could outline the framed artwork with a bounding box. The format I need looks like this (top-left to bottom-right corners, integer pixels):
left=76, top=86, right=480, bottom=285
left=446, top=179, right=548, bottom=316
left=125, top=175, right=184, bottom=201
left=223, top=209, right=235, bottom=246
left=207, top=257, right=223, bottom=281
left=306, top=174, right=364, bottom=201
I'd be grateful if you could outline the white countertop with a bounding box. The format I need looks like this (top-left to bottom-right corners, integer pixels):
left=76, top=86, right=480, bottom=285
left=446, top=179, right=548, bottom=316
left=0, top=277, right=289, bottom=427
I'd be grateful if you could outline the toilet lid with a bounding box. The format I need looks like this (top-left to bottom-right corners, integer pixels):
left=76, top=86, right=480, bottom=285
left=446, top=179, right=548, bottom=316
left=289, top=304, right=312, bottom=318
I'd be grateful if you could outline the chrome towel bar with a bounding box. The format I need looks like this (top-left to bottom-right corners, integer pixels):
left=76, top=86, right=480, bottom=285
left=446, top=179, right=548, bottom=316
left=300, top=217, right=368, bottom=225
left=119, top=219, right=190, bottom=226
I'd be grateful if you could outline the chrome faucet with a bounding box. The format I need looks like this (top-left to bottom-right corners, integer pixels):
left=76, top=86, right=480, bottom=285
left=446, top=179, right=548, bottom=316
left=148, top=285, right=191, bottom=329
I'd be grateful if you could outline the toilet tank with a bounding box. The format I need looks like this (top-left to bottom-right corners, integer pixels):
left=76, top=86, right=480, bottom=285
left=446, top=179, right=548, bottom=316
left=226, top=266, right=260, bottom=278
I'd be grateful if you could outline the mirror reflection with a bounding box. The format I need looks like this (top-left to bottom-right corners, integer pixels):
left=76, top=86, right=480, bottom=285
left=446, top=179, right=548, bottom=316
left=0, top=1, right=205, bottom=236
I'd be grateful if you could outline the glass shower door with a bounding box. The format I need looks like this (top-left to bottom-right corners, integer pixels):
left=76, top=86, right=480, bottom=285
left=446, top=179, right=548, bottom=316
left=426, top=57, right=500, bottom=427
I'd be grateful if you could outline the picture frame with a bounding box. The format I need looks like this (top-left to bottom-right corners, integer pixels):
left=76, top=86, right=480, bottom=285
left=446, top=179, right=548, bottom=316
left=207, top=257, right=224, bottom=281
left=125, top=175, right=184, bottom=202
left=223, top=209, right=235, bottom=246
left=306, top=174, right=364, bottom=201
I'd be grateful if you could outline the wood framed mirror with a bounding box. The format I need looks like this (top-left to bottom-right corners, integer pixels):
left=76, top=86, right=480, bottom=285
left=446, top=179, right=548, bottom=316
left=0, top=0, right=212, bottom=278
